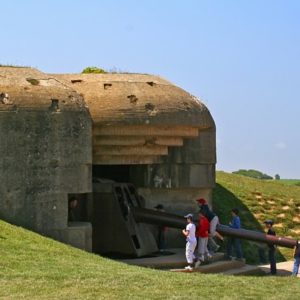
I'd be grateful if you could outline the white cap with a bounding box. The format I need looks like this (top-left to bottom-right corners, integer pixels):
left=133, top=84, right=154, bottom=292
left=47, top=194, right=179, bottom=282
left=184, top=213, right=193, bottom=218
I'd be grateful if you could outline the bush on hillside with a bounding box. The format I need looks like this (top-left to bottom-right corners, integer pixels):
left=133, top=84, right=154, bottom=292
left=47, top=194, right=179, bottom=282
left=232, top=169, right=273, bottom=180
left=82, top=66, right=106, bottom=74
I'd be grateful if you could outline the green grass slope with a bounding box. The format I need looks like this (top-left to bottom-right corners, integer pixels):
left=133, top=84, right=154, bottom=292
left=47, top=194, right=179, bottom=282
left=1, top=172, right=300, bottom=299
left=279, top=179, right=300, bottom=186
left=213, top=171, right=300, bottom=263
left=1, top=220, right=300, bottom=300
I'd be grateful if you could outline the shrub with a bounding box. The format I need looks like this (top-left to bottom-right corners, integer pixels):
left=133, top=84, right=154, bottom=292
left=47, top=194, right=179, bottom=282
left=232, top=169, right=273, bottom=180
left=26, top=78, right=40, bottom=85
left=81, top=66, right=106, bottom=74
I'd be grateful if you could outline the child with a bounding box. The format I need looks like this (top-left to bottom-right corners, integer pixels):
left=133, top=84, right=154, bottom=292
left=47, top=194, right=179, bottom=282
left=225, top=208, right=243, bottom=260
left=195, top=210, right=211, bottom=268
left=264, top=220, right=277, bottom=275
left=182, top=213, right=197, bottom=270
left=291, top=241, right=300, bottom=276
left=198, top=200, right=224, bottom=252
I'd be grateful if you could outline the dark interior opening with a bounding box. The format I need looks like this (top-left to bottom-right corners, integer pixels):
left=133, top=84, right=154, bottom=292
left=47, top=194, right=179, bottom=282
left=131, top=235, right=141, bottom=249
left=68, top=193, right=88, bottom=222
left=92, top=165, right=131, bottom=182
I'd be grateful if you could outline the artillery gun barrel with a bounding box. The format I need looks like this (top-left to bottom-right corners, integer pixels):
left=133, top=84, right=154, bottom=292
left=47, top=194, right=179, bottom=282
left=132, top=207, right=186, bottom=229
left=132, top=207, right=297, bottom=249
left=216, top=224, right=297, bottom=248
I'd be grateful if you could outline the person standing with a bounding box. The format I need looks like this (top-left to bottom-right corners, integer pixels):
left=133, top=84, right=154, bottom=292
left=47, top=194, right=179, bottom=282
left=291, top=241, right=300, bottom=276
left=68, top=197, right=79, bottom=222
left=264, top=220, right=277, bottom=275
left=225, top=208, right=243, bottom=260
left=154, top=204, right=167, bottom=252
left=182, top=213, right=197, bottom=270
left=195, top=210, right=211, bottom=268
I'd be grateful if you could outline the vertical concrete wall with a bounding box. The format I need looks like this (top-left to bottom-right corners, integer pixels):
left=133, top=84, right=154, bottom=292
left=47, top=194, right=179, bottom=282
left=0, top=108, right=92, bottom=239
left=129, top=128, right=216, bottom=247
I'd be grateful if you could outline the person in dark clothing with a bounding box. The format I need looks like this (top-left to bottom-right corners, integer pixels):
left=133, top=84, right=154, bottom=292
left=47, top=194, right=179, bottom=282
left=154, top=204, right=167, bottom=252
left=225, top=208, right=243, bottom=260
left=291, top=241, right=300, bottom=276
left=197, top=198, right=224, bottom=253
left=68, top=197, right=79, bottom=222
left=264, top=220, right=277, bottom=275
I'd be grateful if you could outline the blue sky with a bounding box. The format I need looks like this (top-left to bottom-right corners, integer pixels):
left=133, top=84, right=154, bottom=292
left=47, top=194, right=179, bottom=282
left=1, top=0, right=299, bottom=178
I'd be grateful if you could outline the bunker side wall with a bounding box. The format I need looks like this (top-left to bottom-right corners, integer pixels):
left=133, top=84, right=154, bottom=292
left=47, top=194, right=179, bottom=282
left=0, top=109, right=92, bottom=235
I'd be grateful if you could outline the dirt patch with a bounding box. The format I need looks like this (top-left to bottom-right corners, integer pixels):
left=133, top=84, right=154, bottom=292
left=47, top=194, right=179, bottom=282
left=293, top=216, right=300, bottom=222
left=254, top=213, right=262, bottom=217
left=282, top=206, right=290, bottom=211
left=277, top=213, right=285, bottom=218
left=267, top=200, right=275, bottom=205
left=273, top=223, right=284, bottom=228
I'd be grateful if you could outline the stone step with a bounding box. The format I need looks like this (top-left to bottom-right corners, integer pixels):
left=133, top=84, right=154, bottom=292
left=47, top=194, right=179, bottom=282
left=121, top=249, right=224, bottom=269
left=170, top=259, right=245, bottom=273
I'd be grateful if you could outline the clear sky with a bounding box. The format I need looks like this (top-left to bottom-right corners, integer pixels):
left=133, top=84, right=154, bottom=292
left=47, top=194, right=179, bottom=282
left=1, top=0, right=299, bottom=178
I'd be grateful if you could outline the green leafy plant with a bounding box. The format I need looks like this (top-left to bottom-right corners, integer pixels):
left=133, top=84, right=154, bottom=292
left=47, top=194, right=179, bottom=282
left=81, top=66, right=106, bottom=74
left=26, top=78, right=40, bottom=85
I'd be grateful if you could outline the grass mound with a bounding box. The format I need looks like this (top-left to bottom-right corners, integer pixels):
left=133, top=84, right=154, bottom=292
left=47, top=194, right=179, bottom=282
left=213, top=171, right=300, bottom=263
left=1, top=219, right=300, bottom=299
left=1, top=172, right=300, bottom=298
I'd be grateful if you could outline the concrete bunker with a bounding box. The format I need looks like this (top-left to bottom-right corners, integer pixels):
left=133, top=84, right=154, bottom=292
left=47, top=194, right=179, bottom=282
left=55, top=72, right=216, bottom=255
left=0, top=66, right=93, bottom=251
left=0, top=67, right=216, bottom=257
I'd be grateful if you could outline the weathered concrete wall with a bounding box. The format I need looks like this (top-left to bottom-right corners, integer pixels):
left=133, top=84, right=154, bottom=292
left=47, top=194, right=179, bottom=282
left=52, top=222, right=93, bottom=252
left=0, top=109, right=92, bottom=233
left=129, top=128, right=216, bottom=188
left=0, top=68, right=93, bottom=251
left=131, top=129, right=216, bottom=247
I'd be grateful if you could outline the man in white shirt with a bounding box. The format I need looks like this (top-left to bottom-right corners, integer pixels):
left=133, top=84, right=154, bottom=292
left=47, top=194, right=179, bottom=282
left=182, top=213, right=197, bottom=270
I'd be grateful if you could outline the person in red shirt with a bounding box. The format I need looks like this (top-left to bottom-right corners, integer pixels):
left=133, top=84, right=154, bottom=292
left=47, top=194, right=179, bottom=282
left=195, top=210, right=212, bottom=268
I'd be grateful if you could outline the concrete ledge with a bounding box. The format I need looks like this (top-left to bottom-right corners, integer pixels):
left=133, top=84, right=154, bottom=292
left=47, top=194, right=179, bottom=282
left=65, top=222, right=92, bottom=252
left=121, top=248, right=224, bottom=269
left=170, top=259, right=245, bottom=273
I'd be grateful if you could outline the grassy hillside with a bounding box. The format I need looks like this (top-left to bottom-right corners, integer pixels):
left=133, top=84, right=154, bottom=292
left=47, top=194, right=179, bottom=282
left=1, top=171, right=300, bottom=299
left=1, top=220, right=300, bottom=300
left=213, top=171, right=300, bottom=263
left=279, top=179, right=300, bottom=186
